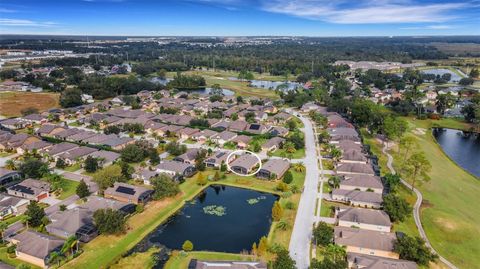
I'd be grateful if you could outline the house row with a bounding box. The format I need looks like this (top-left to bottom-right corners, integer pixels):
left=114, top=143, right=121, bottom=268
left=321, top=109, right=417, bottom=268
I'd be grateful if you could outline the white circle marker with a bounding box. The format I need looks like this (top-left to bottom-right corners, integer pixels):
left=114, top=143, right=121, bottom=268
left=225, top=149, right=262, bottom=177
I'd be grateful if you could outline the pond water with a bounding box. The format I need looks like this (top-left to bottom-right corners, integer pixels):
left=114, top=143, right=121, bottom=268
left=132, top=185, right=277, bottom=259
left=249, top=80, right=303, bottom=91
left=432, top=128, right=480, bottom=177
left=150, top=77, right=172, bottom=85
left=194, top=87, right=235, bottom=96
left=421, top=69, right=462, bottom=82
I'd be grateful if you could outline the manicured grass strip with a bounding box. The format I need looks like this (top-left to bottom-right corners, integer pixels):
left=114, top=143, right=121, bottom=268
left=271, top=148, right=306, bottom=159
left=57, top=179, right=80, bottom=200
left=164, top=251, right=254, bottom=269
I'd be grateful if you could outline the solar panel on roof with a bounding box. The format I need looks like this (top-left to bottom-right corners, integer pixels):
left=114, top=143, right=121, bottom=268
left=116, top=186, right=136, bottom=195
left=249, top=124, right=260, bottom=130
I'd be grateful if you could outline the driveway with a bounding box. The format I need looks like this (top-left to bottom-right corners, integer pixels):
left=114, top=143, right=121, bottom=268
left=0, top=153, right=20, bottom=167
left=288, top=112, right=322, bottom=269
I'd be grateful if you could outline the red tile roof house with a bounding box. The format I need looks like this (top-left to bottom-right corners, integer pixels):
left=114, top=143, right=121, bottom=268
left=204, top=150, right=235, bottom=169
left=191, top=129, right=218, bottom=144
left=229, top=154, right=260, bottom=175
left=7, top=179, right=51, bottom=202
left=232, top=135, right=252, bottom=149
left=261, top=137, right=285, bottom=152
left=336, top=207, right=392, bottom=232
left=257, top=159, right=290, bottom=180
left=211, top=131, right=238, bottom=146
left=11, top=230, right=65, bottom=268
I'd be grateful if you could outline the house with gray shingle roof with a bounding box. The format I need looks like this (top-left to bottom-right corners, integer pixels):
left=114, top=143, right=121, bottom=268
left=340, top=175, right=384, bottom=193
left=229, top=154, right=259, bottom=175
left=11, top=230, right=65, bottom=268
left=347, top=253, right=417, bottom=269
left=337, top=207, right=391, bottom=232
left=334, top=226, right=398, bottom=259
left=331, top=189, right=383, bottom=209
left=257, top=159, right=290, bottom=180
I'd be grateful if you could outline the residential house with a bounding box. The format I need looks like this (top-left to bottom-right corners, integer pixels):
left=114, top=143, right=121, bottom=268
left=229, top=154, right=259, bottom=175
left=46, top=207, right=97, bottom=242
left=337, top=207, right=391, bottom=232
left=177, top=127, right=200, bottom=140
left=229, top=120, right=249, bottom=132
left=0, top=168, right=22, bottom=186
left=212, top=131, right=237, bottom=146
left=0, top=194, right=29, bottom=220
left=328, top=128, right=360, bottom=142
left=18, top=140, right=52, bottom=155
left=81, top=196, right=136, bottom=215
left=301, top=102, right=321, bottom=112
left=11, top=230, right=65, bottom=268
left=232, top=135, right=252, bottom=149
left=331, top=189, right=383, bottom=209
left=261, top=137, right=285, bottom=152
left=334, top=226, right=398, bottom=259
left=154, top=160, right=197, bottom=178
left=56, top=146, right=98, bottom=165
left=204, top=151, right=233, bottom=168
left=7, top=179, right=51, bottom=201
left=336, top=163, right=375, bottom=176
left=102, top=137, right=135, bottom=150
left=86, top=150, right=120, bottom=166
left=340, top=175, right=384, bottom=193
left=173, top=148, right=201, bottom=165
left=340, top=148, right=368, bottom=164
left=41, top=142, right=78, bottom=159
left=0, top=118, right=27, bottom=130
left=104, top=182, right=153, bottom=205
left=191, top=129, right=218, bottom=143
left=0, top=133, right=40, bottom=152
left=257, top=159, right=290, bottom=180
left=347, top=253, right=417, bottom=269
left=246, top=123, right=270, bottom=134
left=269, top=126, right=289, bottom=137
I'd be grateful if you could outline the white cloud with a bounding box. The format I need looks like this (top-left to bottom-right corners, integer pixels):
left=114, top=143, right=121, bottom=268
left=0, top=18, right=57, bottom=27
left=262, top=0, right=469, bottom=24
left=0, top=8, right=16, bottom=13
left=401, top=24, right=456, bottom=30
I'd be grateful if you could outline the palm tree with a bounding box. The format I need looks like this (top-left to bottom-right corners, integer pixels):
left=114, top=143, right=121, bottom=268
left=324, top=244, right=346, bottom=262
left=293, top=162, right=306, bottom=173
left=5, top=160, right=16, bottom=170
left=48, top=251, right=62, bottom=267
left=61, top=236, right=78, bottom=256
left=330, top=147, right=342, bottom=164
left=328, top=176, right=341, bottom=189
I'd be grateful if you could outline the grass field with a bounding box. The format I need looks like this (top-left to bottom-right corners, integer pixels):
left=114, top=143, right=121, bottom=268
left=166, top=70, right=281, bottom=99
left=164, top=251, right=254, bottom=269
left=57, top=179, right=80, bottom=200
left=0, top=246, right=42, bottom=269
left=0, top=91, right=59, bottom=117
left=271, top=148, right=305, bottom=159
left=110, top=247, right=159, bottom=269
left=364, top=118, right=480, bottom=269
left=63, top=169, right=305, bottom=269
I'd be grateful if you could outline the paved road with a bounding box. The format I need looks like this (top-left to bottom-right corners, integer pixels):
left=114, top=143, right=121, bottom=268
left=382, top=143, right=458, bottom=269
left=288, top=113, right=321, bottom=269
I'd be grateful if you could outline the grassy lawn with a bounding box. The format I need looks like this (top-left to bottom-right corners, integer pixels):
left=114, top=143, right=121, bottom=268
left=183, top=138, right=196, bottom=144
left=0, top=152, right=13, bottom=157
left=165, top=251, right=255, bottom=269
left=270, top=148, right=305, bottom=159
left=63, top=169, right=301, bottom=269
left=365, top=118, right=480, bottom=269
left=166, top=70, right=279, bottom=99
left=0, top=246, right=41, bottom=269
left=319, top=201, right=336, bottom=218
left=0, top=214, right=25, bottom=227
left=0, top=91, right=59, bottom=117
left=64, top=163, right=82, bottom=172
left=57, top=179, right=80, bottom=200
left=110, top=247, right=159, bottom=269
left=267, top=170, right=306, bottom=248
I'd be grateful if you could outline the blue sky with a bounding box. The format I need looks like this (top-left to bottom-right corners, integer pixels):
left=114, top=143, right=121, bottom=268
left=1, top=0, right=479, bottom=36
